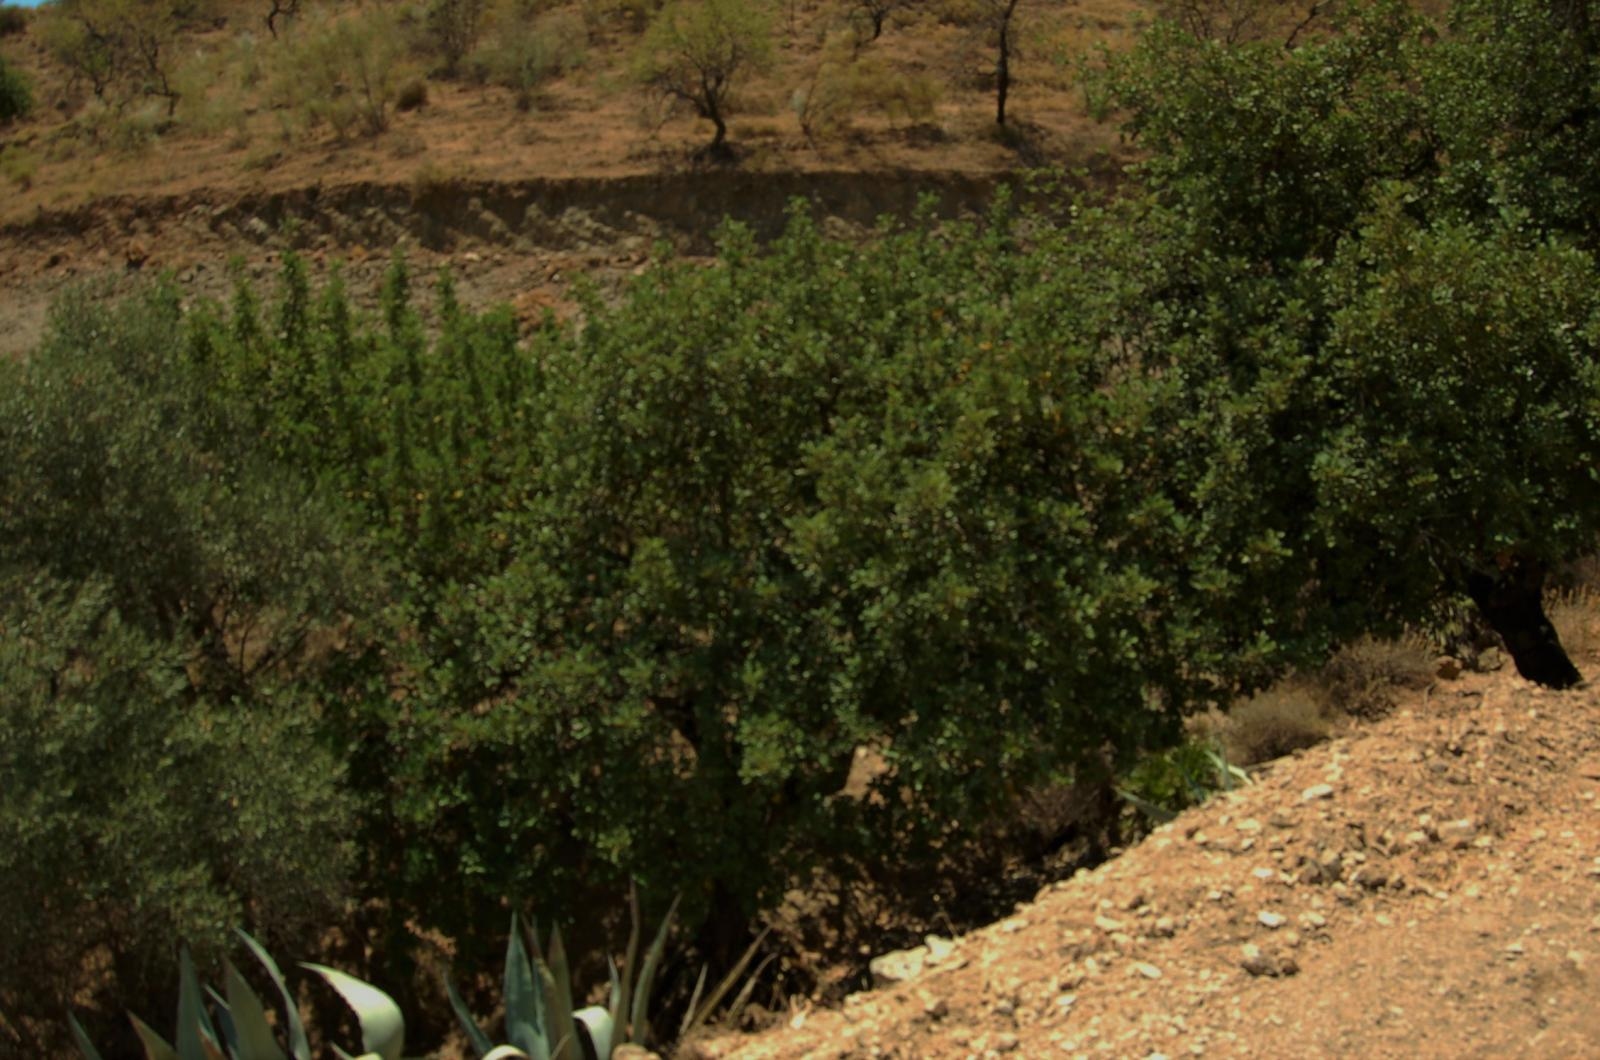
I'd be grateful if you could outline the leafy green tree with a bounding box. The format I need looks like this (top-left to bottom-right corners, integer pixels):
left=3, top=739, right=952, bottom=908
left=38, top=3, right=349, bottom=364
left=635, top=0, right=774, bottom=157
left=0, top=574, right=356, bottom=1055
left=1093, top=0, right=1600, bottom=686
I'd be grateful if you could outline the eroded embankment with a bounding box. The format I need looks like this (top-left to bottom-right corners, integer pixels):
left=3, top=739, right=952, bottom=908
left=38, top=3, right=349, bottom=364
left=0, top=168, right=1055, bottom=358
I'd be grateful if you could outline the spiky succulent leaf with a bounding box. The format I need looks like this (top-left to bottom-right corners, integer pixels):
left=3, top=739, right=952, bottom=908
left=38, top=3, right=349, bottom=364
left=299, top=964, right=403, bottom=1060
left=677, top=967, right=709, bottom=1041
left=177, top=948, right=219, bottom=1060
left=545, top=928, right=577, bottom=1060
left=129, top=1013, right=178, bottom=1060
left=236, top=931, right=310, bottom=1060
left=611, top=884, right=642, bottom=1040
left=573, top=1006, right=613, bottom=1060
left=679, top=927, right=773, bottom=1040
left=445, top=975, right=495, bottom=1059
left=504, top=914, right=547, bottom=1059
left=628, top=895, right=679, bottom=1046
left=68, top=1011, right=107, bottom=1060
left=224, top=957, right=287, bottom=1060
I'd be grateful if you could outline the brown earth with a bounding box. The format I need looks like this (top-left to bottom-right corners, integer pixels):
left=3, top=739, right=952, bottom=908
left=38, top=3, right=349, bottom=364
left=688, top=659, right=1600, bottom=1059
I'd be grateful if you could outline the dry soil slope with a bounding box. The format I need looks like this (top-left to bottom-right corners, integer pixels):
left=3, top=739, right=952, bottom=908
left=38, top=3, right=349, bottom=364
left=691, top=667, right=1600, bottom=1059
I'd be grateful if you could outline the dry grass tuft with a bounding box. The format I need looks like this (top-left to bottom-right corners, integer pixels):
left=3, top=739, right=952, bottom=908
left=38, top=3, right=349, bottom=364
left=1316, top=633, right=1435, bottom=720
left=1220, top=685, right=1331, bottom=767
left=1548, top=588, right=1600, bottom=662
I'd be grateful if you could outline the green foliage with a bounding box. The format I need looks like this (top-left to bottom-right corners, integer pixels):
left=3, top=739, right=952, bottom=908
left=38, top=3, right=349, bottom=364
left=272, top=9, right=415, bottom=138
left=0, top=6, right=27, bottom=37
left=425, top=0, right=487, bottom=76
left=468, top=0, right=588, bottom=108
left=0, top=54, right=31, bottom=124
left=635, top=0, right=775, bottom=152
left=0, top=281, right=363, bottom=1054
left=40, top=0, right=188, bottom=115
left=0, top=577, right=354, bottom=1053
left=794, top=30, right=939, bottom=139
left=1118, top=739, right=1249, bottom=826
left=1093, top=0, right=1600, bottom=683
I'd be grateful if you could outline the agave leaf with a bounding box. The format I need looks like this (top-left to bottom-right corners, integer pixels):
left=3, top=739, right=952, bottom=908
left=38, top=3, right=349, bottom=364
left=721, top=952, right=778, bottom=1031
left=236, top=930, right=311, bottom=1060
left=573, top=1005, right=612, bottom=1060
left=208, top=995, right=237, bottom=1060
left=679, top=927, right=773, bottom=1041
left=605, top=957, right=622, bottom=1024
left=444, top=976, right=494, bottom=1059
left=129, top=1013, right=178, bottom=1060
left=610, top=884, right=642, bottom=1039
left=676, top=966, right=709, bottom=1041
left=483, top=1048, right=534, bottom=1060
left=67, top=1011, right=107, bottom=1060
left=299, top=964, right=404, bottom=1060
left=177, top=948, right=219, bottom=1060
left=225, top=958, right=287, bottom=1060
left=628, top=894, right=679, bottom=1047
left=545, top=927, right=578, bottom=1060
left=503, top=914, right=546, bottom=1059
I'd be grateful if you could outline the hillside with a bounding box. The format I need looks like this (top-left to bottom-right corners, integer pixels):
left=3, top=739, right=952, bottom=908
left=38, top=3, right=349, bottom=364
left=0, top=0, right=1143, bottom=358
left=690, top=660, right=1600, bottom=1058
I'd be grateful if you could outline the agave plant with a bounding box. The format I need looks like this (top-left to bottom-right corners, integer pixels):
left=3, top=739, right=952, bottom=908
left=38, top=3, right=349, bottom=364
left=68, top=929, right=404, bottom=1060
left=70, top=889, right=771, bottom=1060
left=448, top=888, right=773, bottom=1060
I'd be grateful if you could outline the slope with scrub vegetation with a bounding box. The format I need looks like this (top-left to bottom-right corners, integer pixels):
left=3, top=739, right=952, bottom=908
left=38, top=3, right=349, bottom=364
left=6, top=0, right=1600, bottom=1057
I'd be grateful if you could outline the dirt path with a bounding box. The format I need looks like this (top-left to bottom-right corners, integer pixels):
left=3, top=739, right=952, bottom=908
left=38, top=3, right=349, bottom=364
left=688, top=667, right=1600, bottom=1058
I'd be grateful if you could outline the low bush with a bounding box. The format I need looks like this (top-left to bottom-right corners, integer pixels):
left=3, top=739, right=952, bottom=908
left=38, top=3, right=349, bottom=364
left=273, top=9, right=415, bottom=138
left=468, top=2, right=587, bottom=108
left=1222, top=685, right=1332, bottom=766
left=794, top=31, right=939, bottom=140
left=1317, top=635, right=1435, bottom=720
left=0, top=54, right=32, bottom=124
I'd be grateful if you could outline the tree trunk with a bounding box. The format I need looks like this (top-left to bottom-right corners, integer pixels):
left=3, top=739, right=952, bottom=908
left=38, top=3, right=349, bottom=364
left=995, top=28, right=1010, bottom=125
left=1464, top=557, right=1583, bottom=689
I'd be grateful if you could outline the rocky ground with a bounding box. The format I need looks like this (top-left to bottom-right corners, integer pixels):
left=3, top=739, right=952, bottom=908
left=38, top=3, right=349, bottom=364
left=687, top=664, right=1600, bottom=1059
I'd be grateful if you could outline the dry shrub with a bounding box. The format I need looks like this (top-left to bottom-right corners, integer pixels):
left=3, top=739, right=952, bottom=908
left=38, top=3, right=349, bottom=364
left=272, top=9, right=416, bottom=139
left=1547, top=588, right=1599, bottom=662
left=395, top=76, right=429, bottom=112
left=1222, top=684, right=1331, bottom=766
left=467, top=2, right=586, bottom=110
left=1316, top=633, right=1434, bottom=720
left=794, top=30, right=940, bottom=140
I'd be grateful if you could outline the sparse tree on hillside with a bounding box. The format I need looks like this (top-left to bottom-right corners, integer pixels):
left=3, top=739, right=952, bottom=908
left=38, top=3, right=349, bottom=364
left=41, top=0, right=184, bottom=116
left=949, top=0, right=1025, bottom=125
left=635, top=0, right=774, bottom=158
left=427, top=0, right=487, bottom=76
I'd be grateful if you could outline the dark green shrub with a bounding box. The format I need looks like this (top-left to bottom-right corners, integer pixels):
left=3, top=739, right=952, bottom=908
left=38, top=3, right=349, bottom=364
left=0, top=54, right=31, bottom=123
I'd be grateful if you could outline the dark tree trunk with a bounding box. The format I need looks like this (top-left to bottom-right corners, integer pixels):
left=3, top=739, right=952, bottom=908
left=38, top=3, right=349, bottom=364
left=1464, top=557, right=1583, bottom=689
